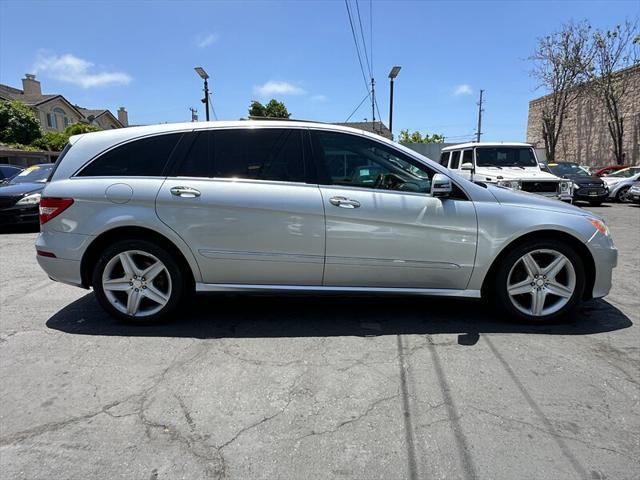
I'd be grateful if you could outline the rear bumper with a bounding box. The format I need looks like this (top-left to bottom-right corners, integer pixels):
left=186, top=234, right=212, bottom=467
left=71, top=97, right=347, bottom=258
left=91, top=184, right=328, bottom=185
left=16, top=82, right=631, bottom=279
left=35, top=230, right=92, bottom=287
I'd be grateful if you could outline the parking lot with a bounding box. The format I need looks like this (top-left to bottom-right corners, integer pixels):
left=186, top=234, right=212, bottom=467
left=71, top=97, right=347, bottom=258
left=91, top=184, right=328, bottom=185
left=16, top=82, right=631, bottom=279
left=0, top=203, right=638, bottom=480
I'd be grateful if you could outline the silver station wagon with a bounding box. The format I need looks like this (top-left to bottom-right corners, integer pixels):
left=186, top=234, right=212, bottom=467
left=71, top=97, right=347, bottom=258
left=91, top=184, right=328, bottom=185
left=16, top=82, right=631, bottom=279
left=36, top=121, right=617, bottom=324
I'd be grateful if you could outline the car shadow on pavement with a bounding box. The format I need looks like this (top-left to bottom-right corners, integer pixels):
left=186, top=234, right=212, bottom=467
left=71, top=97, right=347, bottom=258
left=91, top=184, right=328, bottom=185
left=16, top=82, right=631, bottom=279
left=46, top=293, right=633, bottom=342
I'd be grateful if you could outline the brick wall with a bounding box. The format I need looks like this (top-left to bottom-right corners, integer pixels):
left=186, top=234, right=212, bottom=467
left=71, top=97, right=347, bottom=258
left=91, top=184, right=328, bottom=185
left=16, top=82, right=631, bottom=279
left=527, top=64, right=639, bottom=166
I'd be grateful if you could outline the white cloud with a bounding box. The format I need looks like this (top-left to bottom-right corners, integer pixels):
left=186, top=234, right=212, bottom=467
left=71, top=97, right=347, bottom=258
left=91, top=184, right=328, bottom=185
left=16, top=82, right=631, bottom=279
left=453, top=84, right=473, bottom=96
left=253, top=81, right=306, bottom=97
left=309, top=94, right=328, bottom=102
left=196, top=33, right=219, bottom=48
left=34, top=53, right=131, bottom=88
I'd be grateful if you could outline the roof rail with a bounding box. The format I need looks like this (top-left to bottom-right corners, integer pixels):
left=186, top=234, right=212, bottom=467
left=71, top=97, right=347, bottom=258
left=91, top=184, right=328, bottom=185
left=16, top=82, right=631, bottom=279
left=243, top=116, right=327, bottom=123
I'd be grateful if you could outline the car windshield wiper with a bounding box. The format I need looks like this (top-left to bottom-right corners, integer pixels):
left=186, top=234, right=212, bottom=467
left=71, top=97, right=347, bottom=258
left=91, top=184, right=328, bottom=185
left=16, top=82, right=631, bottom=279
left=480, top=163, right=503, bottom=169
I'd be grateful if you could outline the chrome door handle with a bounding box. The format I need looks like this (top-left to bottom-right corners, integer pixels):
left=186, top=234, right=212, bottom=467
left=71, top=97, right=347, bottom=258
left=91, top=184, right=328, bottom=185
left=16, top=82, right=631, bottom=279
left=170, top=186, right=201, bottom=198
left=329, top=196, right=360, bottom=208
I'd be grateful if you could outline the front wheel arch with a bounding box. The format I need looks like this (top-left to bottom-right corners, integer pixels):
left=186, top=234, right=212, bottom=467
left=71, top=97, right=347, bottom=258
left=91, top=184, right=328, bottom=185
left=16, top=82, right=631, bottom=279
left=481, top=230, right=595, bottom=301
left=81, top=226, right=196, bottom=292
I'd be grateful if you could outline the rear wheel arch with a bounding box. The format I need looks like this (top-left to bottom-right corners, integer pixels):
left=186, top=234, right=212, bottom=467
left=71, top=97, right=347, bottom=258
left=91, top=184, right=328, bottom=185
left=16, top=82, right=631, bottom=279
left=481, top=230, right=596, bottom=301
left=81, top=226, right=196, bottom=290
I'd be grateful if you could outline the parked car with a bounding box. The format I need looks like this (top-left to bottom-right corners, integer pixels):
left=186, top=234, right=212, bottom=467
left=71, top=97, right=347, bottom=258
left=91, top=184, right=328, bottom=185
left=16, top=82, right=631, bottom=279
left=36, top=121, right=617, bottom=324
left=628, top=182, right=640, bottom=204
left=440, top=143, right=572, bottom=202
left=601, top=167, right=640, bottom=202
left=546, top=162, right=608, bottom=206
left=594, top=165, right=630, bottom=177
left=0, top=164, right=23, bottom=184
left=0, top=163, right=54, bottom=225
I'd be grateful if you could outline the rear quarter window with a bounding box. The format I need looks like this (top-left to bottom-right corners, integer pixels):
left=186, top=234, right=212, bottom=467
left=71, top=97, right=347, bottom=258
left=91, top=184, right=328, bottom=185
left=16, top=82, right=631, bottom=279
left=78, top=133, right=182, bottom=177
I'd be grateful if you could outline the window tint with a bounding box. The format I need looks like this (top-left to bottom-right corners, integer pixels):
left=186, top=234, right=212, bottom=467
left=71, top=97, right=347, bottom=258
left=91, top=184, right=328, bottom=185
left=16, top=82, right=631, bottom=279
left=440, top=152, right=450, bottom=166
left=79, top=133, right=181, bottom=177
left=314, top=131, right=435, bottom=194
left=462, top=149, right=473, bottom=166
left=176, top=128, right=305, bottom=183
left=449, top=151, right=461, bottom=169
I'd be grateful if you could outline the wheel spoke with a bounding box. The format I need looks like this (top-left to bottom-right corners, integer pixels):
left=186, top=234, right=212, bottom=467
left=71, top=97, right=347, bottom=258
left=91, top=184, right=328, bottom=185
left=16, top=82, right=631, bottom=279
left=143, top=285, right=169, bottom=306
left=142, top=261, right=165, bottom=282
left=531, top=288, right=546, bottom=316
left=508, top=278, right=533, bottom=296
left=126, top=289, right=143, bottom=315
left=546, top=281, right=573, bottom=298
left=103, top=277, right=131, bottom=292
left=543, top=255, right=566, bottom=279
left=521, top=253, right=541, bottom=277
left=119, top=252, right=139, bottom=278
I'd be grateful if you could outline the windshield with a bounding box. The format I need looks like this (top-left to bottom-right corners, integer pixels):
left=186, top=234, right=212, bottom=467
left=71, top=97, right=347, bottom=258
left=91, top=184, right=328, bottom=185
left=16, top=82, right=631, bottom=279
left=476, top=147, right=537, bottom=167
left=548, top=163, right=590, bottom=177
left=608, top=166, right=640, bottom=178
left=9, top=164, right=54, bottom=184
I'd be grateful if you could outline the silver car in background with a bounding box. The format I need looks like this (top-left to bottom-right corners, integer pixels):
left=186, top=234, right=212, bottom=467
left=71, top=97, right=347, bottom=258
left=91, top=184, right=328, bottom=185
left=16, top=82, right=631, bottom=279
left=36, top=121, right=617, bottom=324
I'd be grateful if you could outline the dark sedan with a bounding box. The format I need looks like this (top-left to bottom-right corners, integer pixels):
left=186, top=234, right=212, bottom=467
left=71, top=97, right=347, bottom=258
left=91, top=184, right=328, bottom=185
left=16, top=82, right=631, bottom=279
left=547, top=162, right=608, bottom=206
left=0, top=164, right=23, bottom=184
left=0, top=163, right=54, bottom=226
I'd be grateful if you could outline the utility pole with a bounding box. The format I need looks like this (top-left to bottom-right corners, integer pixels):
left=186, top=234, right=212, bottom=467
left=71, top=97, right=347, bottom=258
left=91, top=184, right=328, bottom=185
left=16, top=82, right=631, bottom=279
left=476, top=89, right=484, bottom=143
left=189, top=107, right=198, bottom=122
left=371, top=77, right=376, bottom=132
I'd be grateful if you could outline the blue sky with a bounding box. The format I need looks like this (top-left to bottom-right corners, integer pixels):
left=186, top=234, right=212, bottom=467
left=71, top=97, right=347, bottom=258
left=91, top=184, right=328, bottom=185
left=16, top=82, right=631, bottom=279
left=1, top=0, right=638, bottom=141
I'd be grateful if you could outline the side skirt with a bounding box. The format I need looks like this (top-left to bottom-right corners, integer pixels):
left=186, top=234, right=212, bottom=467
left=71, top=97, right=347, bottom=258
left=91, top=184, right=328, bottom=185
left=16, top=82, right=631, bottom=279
left=195, top=283, right=481, bottom=298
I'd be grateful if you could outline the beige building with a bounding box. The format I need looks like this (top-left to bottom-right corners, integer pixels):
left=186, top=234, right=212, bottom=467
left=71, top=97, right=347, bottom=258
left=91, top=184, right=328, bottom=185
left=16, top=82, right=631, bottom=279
left=527, top=64, right=640, bottom=166
left=0, top=74, right=129, bottom=131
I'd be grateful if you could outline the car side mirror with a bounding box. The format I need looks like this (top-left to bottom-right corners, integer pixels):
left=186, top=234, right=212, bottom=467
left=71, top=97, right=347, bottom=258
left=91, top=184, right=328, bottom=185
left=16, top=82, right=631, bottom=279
left=461, top=162, right=474, bottom=171
left=431, top=173, right=452, bottom=198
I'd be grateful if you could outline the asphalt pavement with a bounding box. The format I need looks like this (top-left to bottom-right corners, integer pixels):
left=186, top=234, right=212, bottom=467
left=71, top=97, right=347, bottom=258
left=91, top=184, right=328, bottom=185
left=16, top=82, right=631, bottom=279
left=0, top=203, right=638, bottom=480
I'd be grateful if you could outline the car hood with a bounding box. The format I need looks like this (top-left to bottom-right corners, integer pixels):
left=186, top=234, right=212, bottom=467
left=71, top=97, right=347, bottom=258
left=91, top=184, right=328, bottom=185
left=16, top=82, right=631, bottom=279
left=486, top=184, right=590, bottom=216
left=0, top=182, right=45, bottom=197
left=475, top=166, right=559, bottom=182
left=559, top=174, right=604, bottom=185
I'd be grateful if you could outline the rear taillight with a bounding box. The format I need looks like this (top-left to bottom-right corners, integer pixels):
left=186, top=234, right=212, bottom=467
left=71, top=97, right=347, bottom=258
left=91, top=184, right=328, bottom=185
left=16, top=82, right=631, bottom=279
left=39, top=197, right=74, bottom=225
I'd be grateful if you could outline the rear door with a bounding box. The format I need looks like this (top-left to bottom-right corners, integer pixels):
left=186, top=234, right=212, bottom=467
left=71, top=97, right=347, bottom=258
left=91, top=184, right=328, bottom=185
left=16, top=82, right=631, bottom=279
left=155, top=127, right=325, bottom=285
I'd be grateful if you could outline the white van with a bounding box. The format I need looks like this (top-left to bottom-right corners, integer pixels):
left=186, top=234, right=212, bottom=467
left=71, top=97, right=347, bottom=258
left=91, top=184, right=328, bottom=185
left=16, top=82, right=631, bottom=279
left=440, top=142, right=572, bottom=202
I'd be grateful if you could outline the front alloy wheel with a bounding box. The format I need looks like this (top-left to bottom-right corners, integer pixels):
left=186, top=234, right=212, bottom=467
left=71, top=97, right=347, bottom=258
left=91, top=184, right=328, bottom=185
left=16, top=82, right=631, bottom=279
left=493, top=240, right=585, bottom=323
left=507, top=250, right=576, bottom=317
left=93, top=240, right=184, bottom=322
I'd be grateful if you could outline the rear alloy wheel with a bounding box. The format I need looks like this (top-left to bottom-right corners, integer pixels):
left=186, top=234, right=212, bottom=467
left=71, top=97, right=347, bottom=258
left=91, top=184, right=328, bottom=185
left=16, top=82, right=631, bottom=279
left=494, top=240, right=585, bottom=323
left=93, top=240, right=184, bottom=323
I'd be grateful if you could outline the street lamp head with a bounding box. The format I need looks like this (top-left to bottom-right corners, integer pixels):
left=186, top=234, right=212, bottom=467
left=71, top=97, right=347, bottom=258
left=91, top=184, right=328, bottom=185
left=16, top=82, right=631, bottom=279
left=194, top=67, right=209, bottom=80
left=388, top=66, right=402, bottom=79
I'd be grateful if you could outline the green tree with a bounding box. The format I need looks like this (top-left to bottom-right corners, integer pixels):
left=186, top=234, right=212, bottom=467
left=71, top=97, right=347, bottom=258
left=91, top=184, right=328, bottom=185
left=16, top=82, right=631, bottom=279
left=64, top=122, right=100, bottom=136
left=248, top=99, right=291, bottom=118
left=0, top=100, right=42, bottom=145
left=31, top=131, right=68, bottom=151
left=398, top=129, right=445, bottom=144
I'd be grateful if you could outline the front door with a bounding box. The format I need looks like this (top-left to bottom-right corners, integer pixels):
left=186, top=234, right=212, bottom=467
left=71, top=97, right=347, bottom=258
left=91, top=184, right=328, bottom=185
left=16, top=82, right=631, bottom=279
left=311, top=130, right=478, bottom=289
left=156, top=127, right=325, bottom=285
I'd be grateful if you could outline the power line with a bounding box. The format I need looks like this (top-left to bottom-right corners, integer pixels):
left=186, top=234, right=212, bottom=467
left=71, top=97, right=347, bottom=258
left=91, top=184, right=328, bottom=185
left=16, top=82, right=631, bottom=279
left=208, top=96, right=218, bottom=121
left=354, top=0, right=371, bottom=77
left=345, top=91, right=372, bottom=122
left=344, top=0, right=371, bottom=96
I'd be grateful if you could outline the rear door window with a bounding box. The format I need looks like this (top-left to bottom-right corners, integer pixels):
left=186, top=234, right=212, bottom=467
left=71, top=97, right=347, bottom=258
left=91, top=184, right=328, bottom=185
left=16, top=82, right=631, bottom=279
left=449, top=151, right=461, bottom=169
left=78, top=133, right=182, bottom=176
left=175, top=128, right=306, bottom=183
left=440, top=152, right=450, bottom=166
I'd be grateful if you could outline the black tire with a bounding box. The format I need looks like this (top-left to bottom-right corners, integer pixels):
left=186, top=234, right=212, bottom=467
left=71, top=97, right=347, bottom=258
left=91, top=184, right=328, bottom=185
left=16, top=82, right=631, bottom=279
left=492, top=239, right=585, bottom=324
left=588, top=200, right=603, bottom=207
left=92, top=239, right=185, bottom=323
left=615, top=186, right=630, bottom=203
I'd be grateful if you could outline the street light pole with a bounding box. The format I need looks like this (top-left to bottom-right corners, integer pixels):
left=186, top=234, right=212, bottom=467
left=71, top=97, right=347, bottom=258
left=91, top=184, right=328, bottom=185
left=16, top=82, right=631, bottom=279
left=194, top=67, right=210, bottom=121
left=388, top=66, right=401, bottom=139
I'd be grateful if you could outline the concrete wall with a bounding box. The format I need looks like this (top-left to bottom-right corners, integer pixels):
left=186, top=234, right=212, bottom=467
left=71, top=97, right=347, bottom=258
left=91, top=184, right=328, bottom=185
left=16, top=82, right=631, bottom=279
left=400, top=142, right=459, bottom=162
left=527, top=65, right=639, bottom=166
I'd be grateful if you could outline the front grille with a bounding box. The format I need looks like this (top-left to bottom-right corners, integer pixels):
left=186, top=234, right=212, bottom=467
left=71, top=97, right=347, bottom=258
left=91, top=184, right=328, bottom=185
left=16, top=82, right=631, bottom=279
left=521, top=181, right=558, bottom=193
left=580, top=183, right=604, bottom=189
left=0, top=196, right=20, bottom=208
